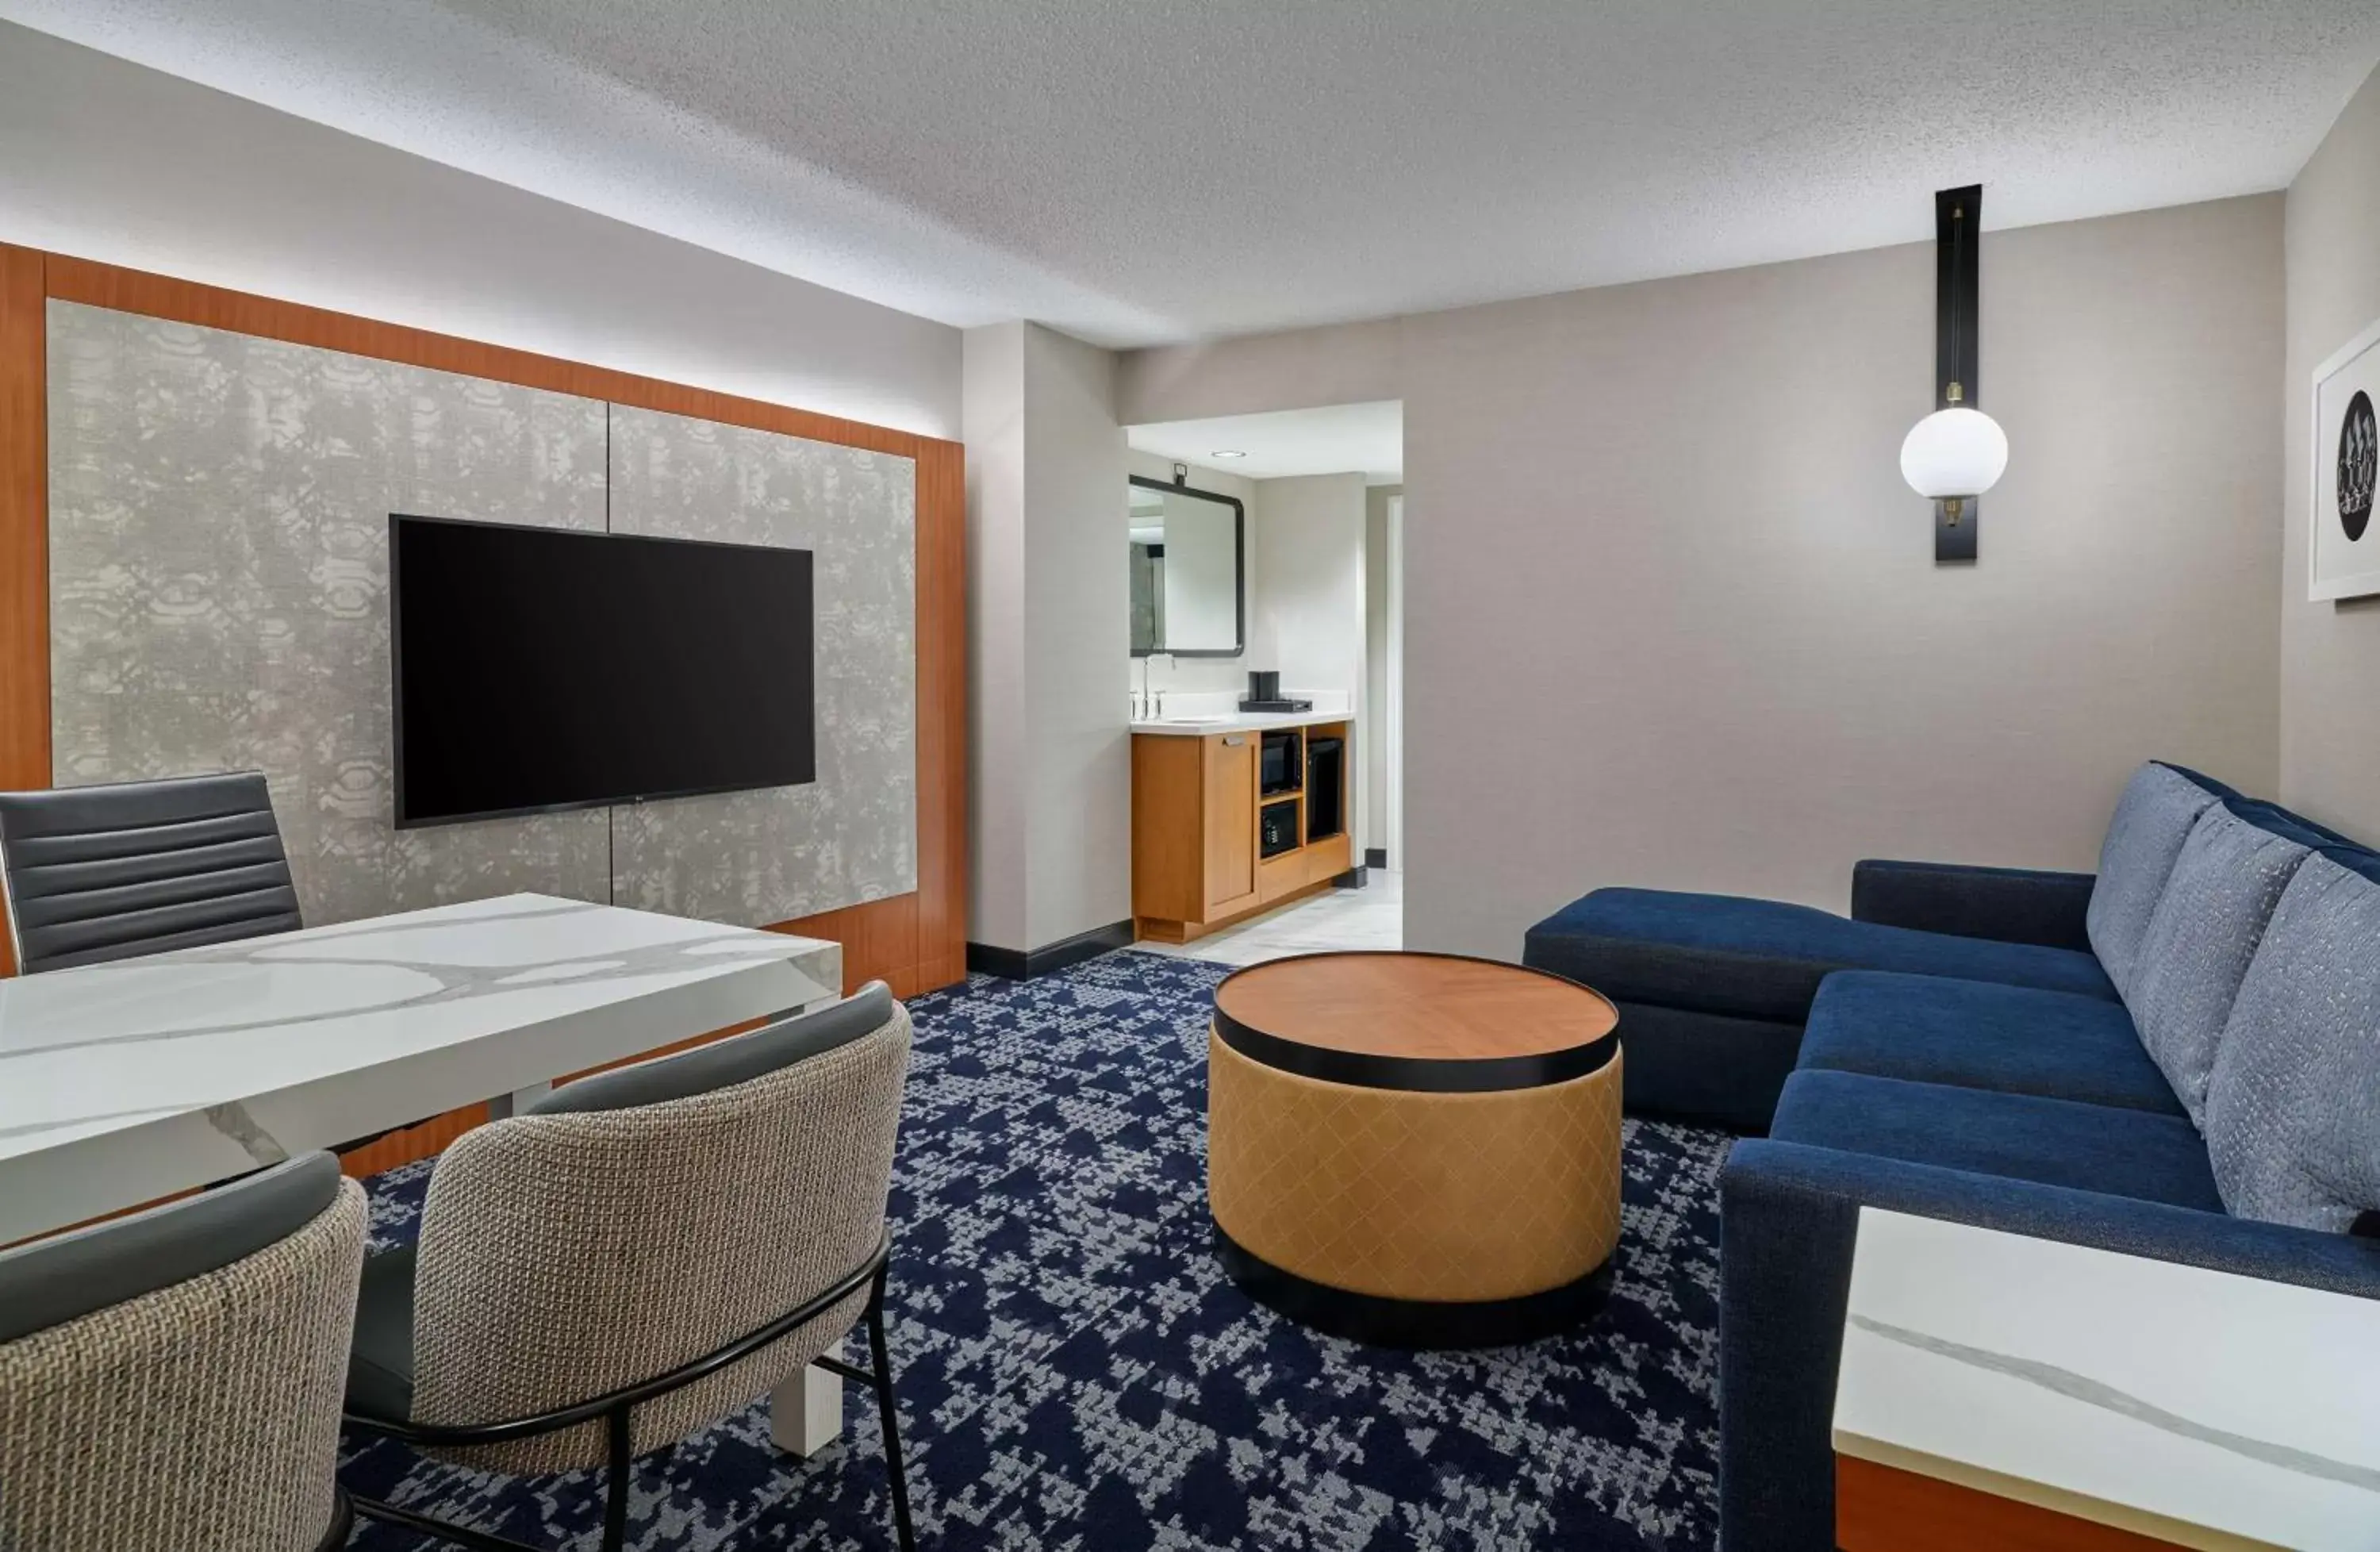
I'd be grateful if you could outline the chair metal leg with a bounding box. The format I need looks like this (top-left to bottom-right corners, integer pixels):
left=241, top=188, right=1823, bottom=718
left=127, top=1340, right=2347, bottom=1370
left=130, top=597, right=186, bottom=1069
left=602, top=1406, right=634, bottom=1552
left=351, top=1495, right=544, bottom=1552
left=864, top=1269, right=919, bottom=1552
left=340, top=1239, right=899, bottom=1552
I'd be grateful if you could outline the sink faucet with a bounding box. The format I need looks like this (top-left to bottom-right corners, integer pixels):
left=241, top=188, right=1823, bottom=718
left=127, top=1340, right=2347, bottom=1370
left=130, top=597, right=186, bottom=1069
left=1137, top=652, right=1173, bottom=720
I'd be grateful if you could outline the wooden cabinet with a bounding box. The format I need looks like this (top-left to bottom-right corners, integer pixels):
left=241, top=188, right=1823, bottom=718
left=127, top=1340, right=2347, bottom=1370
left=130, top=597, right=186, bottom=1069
left=1133, top=720, right=1352, bottom=943
left=1203, top=732, right=1259, bottom=915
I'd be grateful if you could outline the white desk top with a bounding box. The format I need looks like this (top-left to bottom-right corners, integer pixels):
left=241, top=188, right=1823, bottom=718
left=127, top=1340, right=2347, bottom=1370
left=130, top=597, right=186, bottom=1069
left=1129, top=709, right=1354, bottom=737
left=0, top=893, right=839, bottom=1242
left=1834, top=1208, right=2380, bottom=1551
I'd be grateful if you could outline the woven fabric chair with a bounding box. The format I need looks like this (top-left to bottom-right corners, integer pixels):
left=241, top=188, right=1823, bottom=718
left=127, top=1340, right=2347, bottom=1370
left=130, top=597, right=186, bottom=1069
left=343, top=982, right=917, bottom=1552
left=0, top=770, right=303, bottom=974
left=0, top=1152, right=367, bottom=1552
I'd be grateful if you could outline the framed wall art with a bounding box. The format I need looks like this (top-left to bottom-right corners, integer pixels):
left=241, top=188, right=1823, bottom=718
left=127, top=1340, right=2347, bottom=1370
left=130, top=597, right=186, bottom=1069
left=2310, top=313, right=2380, bottom=601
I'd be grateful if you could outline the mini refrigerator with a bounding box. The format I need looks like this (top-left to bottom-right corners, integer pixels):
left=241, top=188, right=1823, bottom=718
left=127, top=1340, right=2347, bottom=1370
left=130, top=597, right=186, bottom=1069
left=1304, top=736, right=1345, bottom=843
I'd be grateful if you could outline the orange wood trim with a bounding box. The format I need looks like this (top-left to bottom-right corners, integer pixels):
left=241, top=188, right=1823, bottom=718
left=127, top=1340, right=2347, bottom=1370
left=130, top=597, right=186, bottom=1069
left=336, top=1105, right=493, bottom=1180
left=910, top=436, right=969, bottom=991
left=1837, top=1455, right=2182, bottom=1551
left=43, top=254, right=919, bottom=458
left=1134, top=875, right=1338, bottom=944
left=776, top=896, right=921, bottom=998
left=0, top=246, right=46, bottom=980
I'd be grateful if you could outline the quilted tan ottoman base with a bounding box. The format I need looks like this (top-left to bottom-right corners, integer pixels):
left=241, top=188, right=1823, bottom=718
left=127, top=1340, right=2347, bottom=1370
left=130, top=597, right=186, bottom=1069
left=1205, top=951, right=1624, bottom=1349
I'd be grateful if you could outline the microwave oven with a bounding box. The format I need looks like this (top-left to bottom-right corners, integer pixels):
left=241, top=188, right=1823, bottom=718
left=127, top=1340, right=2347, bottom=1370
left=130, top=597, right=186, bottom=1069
left=1259, top=728, right=1303, bottom=796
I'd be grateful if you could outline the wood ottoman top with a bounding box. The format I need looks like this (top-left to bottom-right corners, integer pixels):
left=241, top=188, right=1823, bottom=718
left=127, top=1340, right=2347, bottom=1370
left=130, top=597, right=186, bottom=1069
left=1212, top=951, right=1618, bottom=1093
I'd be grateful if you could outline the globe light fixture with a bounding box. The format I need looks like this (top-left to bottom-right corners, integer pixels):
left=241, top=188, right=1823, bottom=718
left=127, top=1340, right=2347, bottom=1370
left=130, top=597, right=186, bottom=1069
left=1900, top=395, right=2009, bottom=516
left=1907, top=186, right=2004, bottom=561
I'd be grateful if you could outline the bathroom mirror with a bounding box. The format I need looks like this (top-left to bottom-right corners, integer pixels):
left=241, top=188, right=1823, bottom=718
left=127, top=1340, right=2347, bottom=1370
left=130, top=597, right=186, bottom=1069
left=1129, top=475, right=1244, bottom=656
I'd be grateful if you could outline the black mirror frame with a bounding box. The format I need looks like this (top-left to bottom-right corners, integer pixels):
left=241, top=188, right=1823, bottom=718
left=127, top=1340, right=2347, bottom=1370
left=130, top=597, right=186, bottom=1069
left=1130, top=474, right=1245, bottom=659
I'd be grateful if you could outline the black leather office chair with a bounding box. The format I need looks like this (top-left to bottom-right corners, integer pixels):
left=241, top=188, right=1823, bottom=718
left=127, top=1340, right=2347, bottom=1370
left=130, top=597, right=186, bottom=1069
left=0, top=771, right=304, bottom=973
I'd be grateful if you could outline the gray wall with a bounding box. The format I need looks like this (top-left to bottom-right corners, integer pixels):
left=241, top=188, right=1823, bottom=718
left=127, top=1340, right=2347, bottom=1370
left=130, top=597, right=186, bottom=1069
left=962, top=321, right=1130, bottom=953
left=1023, top=324, right=1132, bottom=948
left=2281, top=63, right=2380, bottom=841
left=962, top=321, right=1030, bottom=951
left=1123, top=195, right=2286, bottom=958
left=48, top=300, right=916, bottom=930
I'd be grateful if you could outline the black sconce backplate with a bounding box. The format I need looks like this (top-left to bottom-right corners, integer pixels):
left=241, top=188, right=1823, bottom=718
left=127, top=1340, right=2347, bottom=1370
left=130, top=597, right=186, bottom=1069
left=1934, top=183, right=1983, bottom=565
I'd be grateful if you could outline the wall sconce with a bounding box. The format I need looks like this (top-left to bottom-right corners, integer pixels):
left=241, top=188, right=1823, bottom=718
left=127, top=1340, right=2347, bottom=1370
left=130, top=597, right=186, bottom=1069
left=1902, top=184, right=2006, bottom=563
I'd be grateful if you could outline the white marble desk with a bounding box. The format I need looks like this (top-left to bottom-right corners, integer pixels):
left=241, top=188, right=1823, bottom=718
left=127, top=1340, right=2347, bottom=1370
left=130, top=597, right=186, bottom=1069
left=0, top=893, right=839, bottom=1245
left=1835, top=1208, right=2380, bottom=1550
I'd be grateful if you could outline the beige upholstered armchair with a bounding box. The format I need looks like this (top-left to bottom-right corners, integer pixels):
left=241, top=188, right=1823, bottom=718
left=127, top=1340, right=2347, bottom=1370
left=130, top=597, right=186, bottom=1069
left=0, top=1151, right=367, bottom=1552
left=341, top=981, right=918, bottom=1552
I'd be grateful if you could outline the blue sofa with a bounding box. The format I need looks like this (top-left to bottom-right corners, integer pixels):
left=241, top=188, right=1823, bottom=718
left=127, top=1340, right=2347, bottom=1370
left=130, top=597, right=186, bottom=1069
left=1523, top=763, right=2380, bottom=1551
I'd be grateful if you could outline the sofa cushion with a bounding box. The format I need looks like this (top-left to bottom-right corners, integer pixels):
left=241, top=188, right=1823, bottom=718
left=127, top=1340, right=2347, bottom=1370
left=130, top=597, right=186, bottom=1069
left=2126, top=805, right=2312, bottom=1127
left=2220, top=793, right=2368, bottom=852
left=2086, top=763, right=2225, bottom=999
left=1603, top=1000, right=1803, bottom=1134
left=2204, top=851, right=2380, bottom=1231
left=1769, top=1070, right=2224, bottom=1212
left=1524, top=888, right=2115, bottom=1028
left=1801, top=972, right=2182, bottom=1116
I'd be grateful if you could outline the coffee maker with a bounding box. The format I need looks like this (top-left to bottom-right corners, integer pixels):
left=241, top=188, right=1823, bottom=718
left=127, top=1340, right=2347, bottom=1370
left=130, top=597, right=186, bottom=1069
left=1238, top=670, right=1311, bottom=713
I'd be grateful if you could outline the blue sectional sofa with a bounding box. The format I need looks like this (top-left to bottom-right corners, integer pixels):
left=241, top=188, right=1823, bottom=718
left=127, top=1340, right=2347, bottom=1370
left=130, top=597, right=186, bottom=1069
left=1523, top=763, right=2380, bottom=1552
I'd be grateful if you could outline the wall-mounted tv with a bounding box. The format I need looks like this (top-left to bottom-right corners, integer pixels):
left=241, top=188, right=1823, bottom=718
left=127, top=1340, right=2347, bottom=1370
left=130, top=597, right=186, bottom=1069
left=391, top=514, right=815, bottom=828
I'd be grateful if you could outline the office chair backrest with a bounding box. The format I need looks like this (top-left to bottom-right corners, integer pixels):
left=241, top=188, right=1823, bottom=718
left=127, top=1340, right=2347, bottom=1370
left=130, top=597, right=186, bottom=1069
left=0, top=1153, right=366, bottom=1551
left=407, top=983, right=912, bottom=1472
left=0, top=770, right=305, bottom=973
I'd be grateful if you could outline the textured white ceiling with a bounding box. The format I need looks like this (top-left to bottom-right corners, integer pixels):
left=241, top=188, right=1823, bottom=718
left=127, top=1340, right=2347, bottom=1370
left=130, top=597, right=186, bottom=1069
left=8, top=1, right=2376, bottom=348
left=1130, top=404, right=1404, bottom=486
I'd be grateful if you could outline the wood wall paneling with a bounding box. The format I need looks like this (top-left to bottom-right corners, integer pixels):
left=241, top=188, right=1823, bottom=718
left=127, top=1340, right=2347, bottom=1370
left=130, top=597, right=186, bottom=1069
left=0, top=247, right=46, bottom=979
left=336, top=1106, right=491, bottom=1180
left=777, top=897, right=920, bottom=999
left=911, top=437, right=969, bottom=991
left=1835, top=1456, right=2183, bottom=1552
left=6, top=250, right=965, bottom=1171
left=22, top=252, right=964, bottom=1000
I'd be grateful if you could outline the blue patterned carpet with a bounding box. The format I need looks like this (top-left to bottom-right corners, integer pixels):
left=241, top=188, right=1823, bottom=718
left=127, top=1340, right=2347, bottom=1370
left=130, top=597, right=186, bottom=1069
left=341, top=951, right=1726, bottom=1550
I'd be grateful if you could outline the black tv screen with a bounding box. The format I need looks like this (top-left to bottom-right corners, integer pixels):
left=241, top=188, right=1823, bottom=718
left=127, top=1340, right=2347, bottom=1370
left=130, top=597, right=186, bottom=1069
left=391, top=514, right=815, bottom=828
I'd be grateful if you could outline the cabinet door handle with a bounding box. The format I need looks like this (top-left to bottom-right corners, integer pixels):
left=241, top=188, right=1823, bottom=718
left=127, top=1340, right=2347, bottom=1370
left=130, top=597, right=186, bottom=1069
left=1223, top=736, right=1246, bottom=746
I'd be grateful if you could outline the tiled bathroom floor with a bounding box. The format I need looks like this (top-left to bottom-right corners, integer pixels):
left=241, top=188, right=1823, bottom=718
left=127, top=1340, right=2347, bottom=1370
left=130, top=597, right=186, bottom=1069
left=1134, top=869, right=1402, bottom=967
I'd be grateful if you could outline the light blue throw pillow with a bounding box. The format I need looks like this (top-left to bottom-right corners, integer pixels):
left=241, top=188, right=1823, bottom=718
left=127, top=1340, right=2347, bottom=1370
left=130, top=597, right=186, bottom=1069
left=2086, top=763, right=2222, bottom=998
left=2203, top=853, right=2380, bottom=1231
left=2127, top=807, right=2311, bottom=1127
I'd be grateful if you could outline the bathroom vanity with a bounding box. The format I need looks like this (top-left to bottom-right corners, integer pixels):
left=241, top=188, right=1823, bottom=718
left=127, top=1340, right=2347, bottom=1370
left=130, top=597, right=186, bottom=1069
left=1130, top=709, right=1354, bottom=943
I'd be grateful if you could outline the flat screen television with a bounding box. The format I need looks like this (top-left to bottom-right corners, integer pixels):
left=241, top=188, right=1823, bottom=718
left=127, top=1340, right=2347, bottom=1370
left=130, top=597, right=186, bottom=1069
left=391, top=514, right=815, bottom=828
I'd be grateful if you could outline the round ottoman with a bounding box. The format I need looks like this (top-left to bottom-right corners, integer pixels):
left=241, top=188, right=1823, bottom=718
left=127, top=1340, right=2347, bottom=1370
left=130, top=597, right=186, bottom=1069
left=1207, top=951, right=1623, bottom=1347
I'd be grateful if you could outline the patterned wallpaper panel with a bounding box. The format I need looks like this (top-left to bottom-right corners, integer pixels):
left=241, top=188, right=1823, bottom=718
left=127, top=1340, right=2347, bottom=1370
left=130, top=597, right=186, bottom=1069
left=46, top=301, right=917, bottom=931
left=607, top=406, right=916, bottom=925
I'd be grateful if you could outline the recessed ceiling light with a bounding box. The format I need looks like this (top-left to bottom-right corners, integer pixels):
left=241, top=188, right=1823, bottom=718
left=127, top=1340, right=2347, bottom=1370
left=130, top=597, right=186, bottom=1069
left=1209, top=449, right=1246, bottom=459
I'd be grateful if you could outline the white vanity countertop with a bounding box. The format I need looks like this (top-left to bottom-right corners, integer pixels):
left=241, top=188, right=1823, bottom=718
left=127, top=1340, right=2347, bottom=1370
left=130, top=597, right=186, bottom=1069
left=1130, top=708, right=1356, bottom=737
left=1833, top=1208, right=2380, bottom=1551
